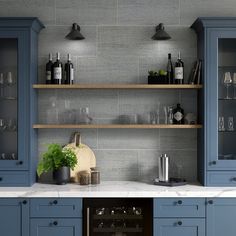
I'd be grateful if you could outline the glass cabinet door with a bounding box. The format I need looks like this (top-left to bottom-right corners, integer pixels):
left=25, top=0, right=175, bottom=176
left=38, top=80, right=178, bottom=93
left=208, top=29, right=236, bottom=170
left=0, top=30, right=28, bottom=170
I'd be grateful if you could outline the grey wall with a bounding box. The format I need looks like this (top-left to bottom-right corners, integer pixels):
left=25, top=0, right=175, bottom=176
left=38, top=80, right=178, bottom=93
left=2, top=0, right=235, bottom=183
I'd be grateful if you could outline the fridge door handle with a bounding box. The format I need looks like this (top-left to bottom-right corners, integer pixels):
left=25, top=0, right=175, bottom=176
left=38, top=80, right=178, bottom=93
left=87, top=207, right=90, bottom=236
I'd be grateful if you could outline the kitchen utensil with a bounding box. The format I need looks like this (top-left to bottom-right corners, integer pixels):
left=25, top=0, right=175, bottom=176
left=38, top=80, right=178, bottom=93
left=65, top=132, right=96, bottom=183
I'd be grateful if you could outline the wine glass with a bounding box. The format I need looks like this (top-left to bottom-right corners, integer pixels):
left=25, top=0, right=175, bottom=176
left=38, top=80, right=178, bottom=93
left=223, top=72, right=232, bottom=99
left=233, top=73, right=236, bottom=99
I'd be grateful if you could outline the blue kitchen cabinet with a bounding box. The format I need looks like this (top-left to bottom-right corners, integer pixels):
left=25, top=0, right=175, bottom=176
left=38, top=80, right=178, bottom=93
left=0, top=198, right=29, bottom=236
left=207, top=198, right=236, bottom=236
left=0, top=18, right=44, bottom=186
left=154, top=218, right=205, bottom=236
left=30, top=218, right=82, bottom=236
left=192, top=18, right=236, bottom=186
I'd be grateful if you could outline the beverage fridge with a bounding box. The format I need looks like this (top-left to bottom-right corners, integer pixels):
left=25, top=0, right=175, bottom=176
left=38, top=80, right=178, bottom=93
left=83, top=198, right=153, bottom=236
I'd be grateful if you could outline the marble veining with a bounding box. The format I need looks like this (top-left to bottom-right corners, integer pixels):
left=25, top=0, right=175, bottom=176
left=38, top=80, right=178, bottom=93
left=1, top=181, right=236, bottom=198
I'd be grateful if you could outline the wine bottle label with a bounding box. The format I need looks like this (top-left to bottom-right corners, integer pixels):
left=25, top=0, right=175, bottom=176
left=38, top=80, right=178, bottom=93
left=174, top=111, right=183, bottom=121
left=54, top=67, right=62, bottom=80
left=70, top=68, right=74, bottom=81
left=46, top=71, right=51, bottom=81
left=175, top=67, right=183, bottom=80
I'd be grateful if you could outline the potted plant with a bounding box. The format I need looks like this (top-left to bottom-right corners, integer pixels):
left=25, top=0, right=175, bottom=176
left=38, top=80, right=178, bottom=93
left=37, top=143, right=77, bottom=185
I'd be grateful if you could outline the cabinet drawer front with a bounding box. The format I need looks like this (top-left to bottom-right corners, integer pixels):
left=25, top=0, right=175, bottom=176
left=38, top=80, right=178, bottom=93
left=154, top=218, right=205, bottom=236
left=30, top=218, right=82, bottom=236
left=154, top=198, right=205, bottom=218
left=30, top=198, right=82, bottom=218
left=0, top=171, right=28, bottom=186
left=207, top=171, right=236, bottom=186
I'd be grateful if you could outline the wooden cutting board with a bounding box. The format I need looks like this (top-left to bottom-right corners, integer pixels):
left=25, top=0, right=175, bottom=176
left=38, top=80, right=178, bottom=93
left=65, top=132, right=96, bottom=183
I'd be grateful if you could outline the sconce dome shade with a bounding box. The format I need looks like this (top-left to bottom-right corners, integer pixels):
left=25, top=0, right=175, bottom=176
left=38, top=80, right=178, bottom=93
left=66, top=23, right=85, bottom=40
left=152, top=23, right=171, bottom=40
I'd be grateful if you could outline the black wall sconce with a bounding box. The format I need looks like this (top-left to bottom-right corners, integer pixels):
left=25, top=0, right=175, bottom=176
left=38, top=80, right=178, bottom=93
left=65, top=23, right=85, bottom=40
left=152, top=23, right=171, bottom=40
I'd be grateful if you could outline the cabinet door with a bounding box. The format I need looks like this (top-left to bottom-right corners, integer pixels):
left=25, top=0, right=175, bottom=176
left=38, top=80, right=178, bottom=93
left=207, top=198, right=236, bottom=236
left=0, top=29, right=29, bottom=170
left=30, top=218, right=82, bottom=236
left=0, top=198, right=29, bottom=236
left=154, top=218, right=205, bottom=236
left=207, top=28, right=236, bottom=171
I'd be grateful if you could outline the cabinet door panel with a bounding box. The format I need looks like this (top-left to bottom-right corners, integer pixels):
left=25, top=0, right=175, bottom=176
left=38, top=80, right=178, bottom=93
left=30, top=218, right=82, bottom=236
left=154, top=218, right=205, bottom=236
left=0, top=198, right=29, bottom=236
left=207, top=198, right=236, bottom=236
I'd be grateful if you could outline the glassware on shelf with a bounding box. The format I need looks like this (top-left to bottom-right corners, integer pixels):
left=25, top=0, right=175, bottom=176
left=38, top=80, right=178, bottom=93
left=76, top=107, right=93, bottom=124
left=0, top=73, right=4, bottom=98
left=0, top=119, right=6, bottom=132
left=59, top=100, right=76, bottom=124
left=5, top=72, right=16, bottom=99
left=228, top=116, right=234, bottom=131
left=47, top=99, right=59, bottom=124
left=1, top=153, right=6, bottom=160
left=7, top=118, right=17, bottom=131
left=219, top=116, right=225, bottom=131
left=233, top=73, right=236, bottom=99
left=223, top=72, right=232, bottom=99
left=96, top=208, right=105, bottom=216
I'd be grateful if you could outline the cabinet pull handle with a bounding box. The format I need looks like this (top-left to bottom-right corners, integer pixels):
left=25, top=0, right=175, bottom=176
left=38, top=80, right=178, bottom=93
left=208, top=200, right=213, bottom=205
left=17, top=161, right=23, bottom=165
left=231, top=177, right=236, bottom=182
left=177, top=200, right=182, bottom=205
left=22, top=200, right=27, bottom=205
left=53, top=221, right=58, bottom=226
left=0, top=177, right=2, bottom=181
left=211, top=161, right=216, bottom=165
left=87, top=207, right=90, bottom=236
left=53, top=200, right=58, bottom=205
left=177, top=221, right=182, bottom=226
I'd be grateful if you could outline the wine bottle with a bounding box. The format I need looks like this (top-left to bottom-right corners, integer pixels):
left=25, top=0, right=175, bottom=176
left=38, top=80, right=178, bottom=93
left=64, top=54, right=74, bottom=84
left=173, top=103, right=184, bottom=124
left=46, top=53, right=53, bottom=84
left=53, top=52, right=63, bottom=84
left=167, top=53, right=174, bottom=84
left=174, top=52, right=184, bottom=84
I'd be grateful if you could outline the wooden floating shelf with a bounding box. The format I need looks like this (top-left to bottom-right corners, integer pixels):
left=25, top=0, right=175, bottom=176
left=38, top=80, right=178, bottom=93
left=33, top=84, right=202, bottom=89
left=33, top=124, right=203, bottom=129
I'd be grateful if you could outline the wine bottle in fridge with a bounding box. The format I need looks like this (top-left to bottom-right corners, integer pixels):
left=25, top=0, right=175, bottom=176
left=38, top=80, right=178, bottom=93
left=167, top=53, right=174, bottom=84
left=174, top=52, right=184, bottom=84
left=53, top=52, right=63, bottom=84
left=64, top=54, right=74, bottom=84
left=46, top=53, right=53, bottom=84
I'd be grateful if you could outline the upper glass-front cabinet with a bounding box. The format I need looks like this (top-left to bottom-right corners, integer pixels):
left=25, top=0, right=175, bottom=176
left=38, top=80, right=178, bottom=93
left=206, top=29, right=236, bottom=170
left=0, top=18, right=44, bottom=186
left=0, top=38, right=18, bottom=163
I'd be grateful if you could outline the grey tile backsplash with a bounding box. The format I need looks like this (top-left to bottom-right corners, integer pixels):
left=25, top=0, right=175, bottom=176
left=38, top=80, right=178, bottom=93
left=9, top=0, right=235, bottom=182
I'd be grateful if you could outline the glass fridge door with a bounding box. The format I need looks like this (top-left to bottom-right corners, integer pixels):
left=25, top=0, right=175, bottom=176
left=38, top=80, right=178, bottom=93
left=84, top=198, right=152, bottom=236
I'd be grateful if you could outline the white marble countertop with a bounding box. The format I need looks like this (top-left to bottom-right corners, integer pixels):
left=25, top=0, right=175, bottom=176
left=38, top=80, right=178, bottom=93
left=1, top=181, right=236, bottom=198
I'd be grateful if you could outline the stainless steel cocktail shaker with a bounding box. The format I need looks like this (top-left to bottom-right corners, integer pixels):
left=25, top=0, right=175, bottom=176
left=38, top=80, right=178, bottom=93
left=158, top=154, right=169, bottom=182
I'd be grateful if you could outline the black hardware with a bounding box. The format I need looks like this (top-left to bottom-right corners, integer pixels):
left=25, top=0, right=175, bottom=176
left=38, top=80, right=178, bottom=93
left=208, top=200, right=213, bottom=205
left=177, top=221, right=182, bottom=226
left=53, top=221, right=58, bottom=226
left=212, top=161, right=216, bottom=165
left=0, top=177, right=2, bottom=181
left=177, top=200, right=182, bottom=205
left=22, top=200, right=27, bottom=205
left=53, top=200, right=58, bottom=205
left=17, top=161, right=23, bottom=165
left=232, top=177, right=236, bottom=181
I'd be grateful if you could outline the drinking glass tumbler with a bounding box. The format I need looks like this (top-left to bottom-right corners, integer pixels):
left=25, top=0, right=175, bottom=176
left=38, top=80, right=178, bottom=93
left=228, top=117, right=234, bottom=131
left=223, top=72, right=232, bottom=99
left=219, top=116, right=225, bottom=131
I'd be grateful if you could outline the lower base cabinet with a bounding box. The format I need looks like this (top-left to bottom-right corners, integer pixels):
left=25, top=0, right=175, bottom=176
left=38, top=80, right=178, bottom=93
left=207, top=198, right=236, bottom=236
left=154, top=218, right=205, bottom=236
left=30, top=218, right=82, bottom=236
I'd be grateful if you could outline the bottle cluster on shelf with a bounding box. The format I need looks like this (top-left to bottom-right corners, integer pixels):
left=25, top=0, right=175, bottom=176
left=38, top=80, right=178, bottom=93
left=148, top=52, right=185, bottom=85
left=0, top=72, right=17, bottom=99
left=46, top=52, right=74, bottom=85
left=93, top=206, right=143, bottom=234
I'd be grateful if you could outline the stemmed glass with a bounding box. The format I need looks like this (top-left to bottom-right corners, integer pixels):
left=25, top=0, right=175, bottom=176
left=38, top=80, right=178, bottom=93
left=223, top=72, right=232, bottom=99
left=233, top=73, right=236, bottom=99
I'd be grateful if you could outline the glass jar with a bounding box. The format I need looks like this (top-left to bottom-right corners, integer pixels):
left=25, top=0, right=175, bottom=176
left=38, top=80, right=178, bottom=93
left=91, top=168, right=100, bottom=185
